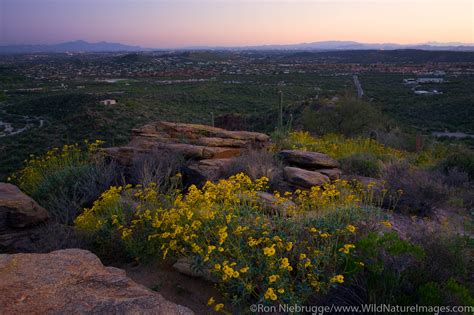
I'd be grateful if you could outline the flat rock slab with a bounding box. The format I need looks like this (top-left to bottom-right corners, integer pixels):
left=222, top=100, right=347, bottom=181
left=135, top=121, right=270, bottom=143
left=0, top=249, right=194, bottom=315
left=279, top=150, right=339, bottom=169
left=283, top=166, right=329, bottom=188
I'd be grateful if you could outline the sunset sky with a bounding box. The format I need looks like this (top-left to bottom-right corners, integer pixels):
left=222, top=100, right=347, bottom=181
left=1, top=0, right=473, bottom=47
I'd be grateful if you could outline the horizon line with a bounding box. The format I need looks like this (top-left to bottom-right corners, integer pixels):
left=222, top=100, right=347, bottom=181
left=2, top=39, right=474, bottom=50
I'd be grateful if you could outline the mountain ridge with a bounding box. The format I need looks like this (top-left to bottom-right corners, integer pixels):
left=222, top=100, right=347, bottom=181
left=1, top=40, right=473, bottom=53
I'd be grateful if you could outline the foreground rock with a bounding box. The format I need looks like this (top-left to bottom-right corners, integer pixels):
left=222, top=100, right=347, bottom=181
left=0, top=183, right=49, bottom=252
left=0, top=249, right=193, bottom=315
left=283, top=167, right=330, bottom=189
left=279, top=150, right=339, bottom=169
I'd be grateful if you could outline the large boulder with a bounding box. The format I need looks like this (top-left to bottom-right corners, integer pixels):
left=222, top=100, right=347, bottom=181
left=283, top=167, right=330, bottom=189
left=0, top=183, right=48, bottom=229
left=184, top=158, right=234, bottom=184
left=279, top=150, right=339, bottom=169
left=0, top=249, right=193, bottom=314
left=0, top=183, right=49, bottom=252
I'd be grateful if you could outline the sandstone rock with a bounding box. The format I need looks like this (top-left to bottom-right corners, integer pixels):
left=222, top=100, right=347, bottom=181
left=283, top=167, right=329, bottom=189
left=256, top=192, right=297, bottom=216
left=0, top=249, right=194, bottom=315
left=279, top=150, right=339, bottom=169
left=141, top=121, right=270, bottom=143
left=318, top=168, right=342, bottom=180
left=0, top=183, right=49, bottom=229
left=172, top=257, right=214, bottom=283
left=185, top=158, right=234, bottom=183
left=102, top=146, right=149, bottom=167
left=104, top=121, right=271, bottom=186
left=0, top=183, right=49, bottom=253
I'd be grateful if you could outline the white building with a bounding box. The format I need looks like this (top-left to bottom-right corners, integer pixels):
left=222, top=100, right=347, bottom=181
left=99, top=99, right=117, bottom=105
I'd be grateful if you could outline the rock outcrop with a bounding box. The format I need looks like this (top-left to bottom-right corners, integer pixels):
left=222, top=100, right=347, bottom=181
left=279, top=150, right=339, bottom=169
left=0, top=249, right=193, bottom=315
left=278, top=150, right=341, bottom=189
left=103, top=121, right=270, bottom=183
left=0, top=183, right=49, bottom=252
left=185, top=158, right=234, bottom=184
left=102, top=121, right=348, bottom=190
left=283, top=167, right=330, bottom=189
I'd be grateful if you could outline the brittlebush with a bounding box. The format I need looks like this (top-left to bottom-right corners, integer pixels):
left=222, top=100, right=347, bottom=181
left=11, top=140, right=105, bottom=198
left=281, top=131, right=404, bottom=160
left=76, top=173, right=387, bottom=309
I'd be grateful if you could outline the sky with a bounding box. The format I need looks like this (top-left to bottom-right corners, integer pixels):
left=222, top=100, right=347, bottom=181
left=1, top=0, right=473, bottom=48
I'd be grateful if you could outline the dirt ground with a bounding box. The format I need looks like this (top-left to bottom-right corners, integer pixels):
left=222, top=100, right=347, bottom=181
left=122, top=260, right=223, bottom=314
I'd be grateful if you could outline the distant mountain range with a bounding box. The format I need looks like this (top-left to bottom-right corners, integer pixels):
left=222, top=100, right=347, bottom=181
left=231, top=41, right=474, bottom=51
left=1, top=40, right=473, bottom=53
left=0, top=40, right=146, bottom=54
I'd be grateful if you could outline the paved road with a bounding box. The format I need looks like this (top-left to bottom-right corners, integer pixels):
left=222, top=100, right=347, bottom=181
left=353, top=75, right=364, bottom=98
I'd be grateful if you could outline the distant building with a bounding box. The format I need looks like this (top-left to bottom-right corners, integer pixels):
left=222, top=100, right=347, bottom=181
left=404, top=78, right=444, bottom=85
left=99, top=99, right=117, bottom=105
left=414, top=89, right=442, bottom=95
left=417, top=78, right=444, bottom=84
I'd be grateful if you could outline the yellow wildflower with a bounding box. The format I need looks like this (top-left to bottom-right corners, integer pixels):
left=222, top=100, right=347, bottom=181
left=346, top=224, right=357, bottom=233
left=330, top=274, right=344, bottom=284
left=264, top=288, right=278, bottom=301
left=268, top=275, right=279, bottom=283
left=263, top=244, right=276, bottom=256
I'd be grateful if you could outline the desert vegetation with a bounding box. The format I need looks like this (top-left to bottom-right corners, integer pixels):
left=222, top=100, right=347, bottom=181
left=6, top=120, right=472, bottom=312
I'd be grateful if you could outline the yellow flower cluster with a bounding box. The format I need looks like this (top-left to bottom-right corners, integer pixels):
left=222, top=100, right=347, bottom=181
left=13, top=140, right=105, bottom=196
left=339, top=244, right=356, bottom=254
left=283, top=131, right=404, bottom=160
left=76, top=173, right=369, bottom=308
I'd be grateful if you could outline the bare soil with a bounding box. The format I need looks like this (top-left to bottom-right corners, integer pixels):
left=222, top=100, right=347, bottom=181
left=122, top=260, right=223, bottom=314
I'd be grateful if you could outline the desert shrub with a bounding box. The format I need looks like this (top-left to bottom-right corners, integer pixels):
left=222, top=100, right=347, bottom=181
left=340, top=153, right=382, bottom=178
left=130, top=148, right=185, bottom=190
left=11, top=140, right=118, bottom=223
left=352, top=231, right=425, bottom=304
left=357, top=231, right=473, bottom=307
left=302, top=97, right=384, bottom=137
left=279, top=131, right=404, bottom=161
left=224, top=150, right=284, bottom=190
left=76, top=174, right=390, bottom=310
left=381, top=161, right=447, bottom=216
left=436, top=150, right=474, bottom=181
